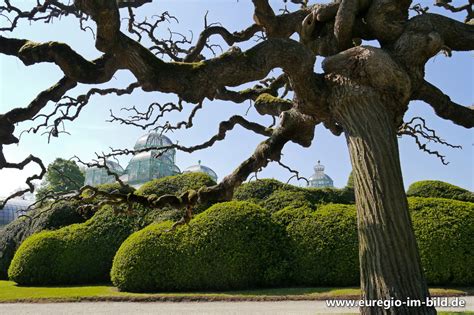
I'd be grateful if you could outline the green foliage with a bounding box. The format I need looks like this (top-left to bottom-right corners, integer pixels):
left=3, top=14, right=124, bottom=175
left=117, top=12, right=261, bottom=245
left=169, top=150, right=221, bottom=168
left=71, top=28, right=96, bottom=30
left=234, top=178, right=355, bottom=209
left=271, top=205, right=314, bottom=227
left=409, top=197, right=474, bottom=285
left=287, top=204, right=359, bottom=286
left=8, top=205, right=138, bottom=285
left=86, top=182, right=135, bottom=196
left=36, top=158, right=85, bottom=201
left=233, top=179, right=285, bottom=203
left=111, top=201, right=289, bottom=292
left=407, top=180, right=474, bottom=202
left=137, top=172, right=216, bottom=198
left=0, top=200, right=89, bottom=280
left=137, top=172, right=216, bottom=217
left=305, top=187, right=355, bottom=205
left=262, top=190, right=314, bottom=213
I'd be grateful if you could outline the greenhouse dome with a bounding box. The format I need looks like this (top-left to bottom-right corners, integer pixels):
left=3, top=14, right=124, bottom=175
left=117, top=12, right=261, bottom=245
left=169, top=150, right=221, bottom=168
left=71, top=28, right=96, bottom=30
left=134, top=133, right=174, bottom=151
left=0, top=199, right=31, bottom=227
left=183, top=160, right=218, bottom=182
left=308, top=161, right=334, bottom=188
left=125, top=133, right=181, bottom=186
left=84, top=160, right=124, bottom=186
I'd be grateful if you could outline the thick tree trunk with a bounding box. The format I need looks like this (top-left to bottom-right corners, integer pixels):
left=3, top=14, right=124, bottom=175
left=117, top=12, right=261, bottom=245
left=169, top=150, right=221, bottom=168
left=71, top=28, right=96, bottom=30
left=333, top=90, right=436, bottom=315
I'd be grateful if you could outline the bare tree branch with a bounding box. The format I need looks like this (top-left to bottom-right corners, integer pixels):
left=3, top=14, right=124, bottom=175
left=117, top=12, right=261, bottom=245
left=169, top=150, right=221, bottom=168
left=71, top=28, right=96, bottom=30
left=412, top=80, right=474, bottom=129
left=398, top=116, right=462, bottom=165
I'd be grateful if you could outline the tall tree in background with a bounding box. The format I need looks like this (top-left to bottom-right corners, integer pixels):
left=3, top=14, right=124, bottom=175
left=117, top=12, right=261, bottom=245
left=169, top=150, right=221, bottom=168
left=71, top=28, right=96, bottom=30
left=0, top=1, right=472, bottom=314
left=35, top=158, right=85, bottom=201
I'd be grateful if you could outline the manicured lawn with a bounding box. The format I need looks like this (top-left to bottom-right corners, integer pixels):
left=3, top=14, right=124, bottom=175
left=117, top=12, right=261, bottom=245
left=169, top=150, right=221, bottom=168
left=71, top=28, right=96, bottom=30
left=0, top=281, right=471, bottom=303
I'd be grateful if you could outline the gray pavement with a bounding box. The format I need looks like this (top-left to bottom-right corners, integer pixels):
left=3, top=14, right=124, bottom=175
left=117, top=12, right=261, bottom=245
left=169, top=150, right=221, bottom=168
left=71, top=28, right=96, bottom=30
left=0, top=297, right=473, bottom=315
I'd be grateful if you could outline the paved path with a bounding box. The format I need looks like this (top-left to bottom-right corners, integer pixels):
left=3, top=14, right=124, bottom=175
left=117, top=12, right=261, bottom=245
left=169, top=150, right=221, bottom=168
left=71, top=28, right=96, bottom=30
left=1, top=297, right=473, bottom=315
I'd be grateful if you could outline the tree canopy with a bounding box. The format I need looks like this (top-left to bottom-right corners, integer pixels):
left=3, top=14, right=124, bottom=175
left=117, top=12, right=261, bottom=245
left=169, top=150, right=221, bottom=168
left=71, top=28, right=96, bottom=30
left=35, top=158, right=85, bottom=201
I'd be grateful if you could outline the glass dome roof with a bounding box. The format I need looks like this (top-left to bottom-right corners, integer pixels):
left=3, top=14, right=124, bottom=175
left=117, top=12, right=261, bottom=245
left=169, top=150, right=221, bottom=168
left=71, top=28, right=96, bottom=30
left=134, top=132, right=174, bottom=151
left=125, top=138, right=180, bottom=185
left=183, top=161, right=218, bottom=182
left=84, top=160, right=124, bottom=186
left=308, top=161, right=334, bottom=188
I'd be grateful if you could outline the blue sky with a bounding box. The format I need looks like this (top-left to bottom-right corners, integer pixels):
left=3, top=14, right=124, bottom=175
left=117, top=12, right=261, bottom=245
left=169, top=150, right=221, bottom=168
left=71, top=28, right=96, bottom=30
left=0, top=0, right=472, bottom=197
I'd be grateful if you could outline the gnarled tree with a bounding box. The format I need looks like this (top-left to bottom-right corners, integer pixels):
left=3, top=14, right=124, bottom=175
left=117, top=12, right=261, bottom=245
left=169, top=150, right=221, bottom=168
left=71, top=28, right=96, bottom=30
left=0, top=1, right=472, bottom=314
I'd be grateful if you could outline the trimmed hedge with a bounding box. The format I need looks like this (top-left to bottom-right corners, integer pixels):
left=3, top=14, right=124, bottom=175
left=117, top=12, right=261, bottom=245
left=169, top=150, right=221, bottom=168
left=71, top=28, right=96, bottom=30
left=82, top=182, right=136, bottom=198
left=262, top=190, right=314, bottom=213
left=285, top=198, right=473, bottom=286
left=410, top=197, right=474, bottom=285
left=7, top=173, right=218, bottom=285
left=137, top=172, right=216, bottom=198
left=8, top=205, right=138, bottom=285
left=137, top=172, right=217, bottom=219
left=234, top=178, right=355, bottom=210
left=111, top=201, right=289, bottom=292
left=0, top=200, right=89, bottom=280
left=271, top=205, right=313, bottom=227
left=233, top=179, right=285, bottom=203
left=287, top=204, right=359, bottom=286
left=407, top=180, right=474, bottom=202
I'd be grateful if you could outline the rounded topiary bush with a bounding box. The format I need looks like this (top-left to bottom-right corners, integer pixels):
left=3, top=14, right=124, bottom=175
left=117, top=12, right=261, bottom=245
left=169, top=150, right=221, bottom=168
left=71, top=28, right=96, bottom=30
left=407, top=180, right=474, bottom=202
left=137, top=172, right=216, bottom=198
left=234, top=178, right=355, bottom=207
left=233, top=179, right=285, bottom=203
left=82, top=182, right=136, bottom=198
left=287, top=204, right=359, bottom=286
left=137, top=172, right=216, bottom=217
left=0, top=199, right=89, bottom=280
left=272, top=205, right=313, bottom=227
left=111, top=201, right=289, bottom=292
left=306, top=187, right=355, bottom=205
left=8, top=205, right=138, bottom=285
left=409, top=197, right=474, bottom=285
left=262, top=190, right=314, bottom=213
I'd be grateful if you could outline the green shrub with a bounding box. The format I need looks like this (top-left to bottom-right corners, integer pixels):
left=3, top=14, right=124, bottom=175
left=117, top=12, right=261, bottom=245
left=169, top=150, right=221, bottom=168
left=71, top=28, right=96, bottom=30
left=407, top=180, right=474, bottom=202
left=262, top=190, right=314, bottom=213
left=287, top=204, right=359, bottom=286
left=0, top=200, right=89, bottom=280
left=111, top=201, right=289, bottom=292
left=233, top=179, right=285, bottom=203
left=137, top=172, right=216, bottom=217
left=234, top=178, right=355, bottom=208
left=82, top=182, right=135, bottom=198
left=8, top=205, right=138, bottom=285
left=137, top=172, right=216, bottom=198
left=409, top=197, right=474, bottom=285
left=272, top=205, right=314, bottom=227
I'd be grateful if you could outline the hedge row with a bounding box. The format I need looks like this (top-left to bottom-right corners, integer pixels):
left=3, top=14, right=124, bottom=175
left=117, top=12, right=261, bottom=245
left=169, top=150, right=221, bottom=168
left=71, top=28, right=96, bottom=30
left=111, top=201, right=289, bottom=292
left=7, top=173, right=217, bottom=285
left=410, top=197, right=474, bottom=285
left=233, top=179, right=355, bottom=213
left=0, top=199, right=90, bottom=279
left=285, top=204, right=359, bottom=286
left=136, top=172, right=217, bottom=223
left=8, top=205, right=138, bottom=285
left=1, top=182, right=134, bottom=280
left=407, top=180, right=474, bottom=202
left=7, top=177, right=472, bottom=289
left=110, top=197, right=473, bottom=291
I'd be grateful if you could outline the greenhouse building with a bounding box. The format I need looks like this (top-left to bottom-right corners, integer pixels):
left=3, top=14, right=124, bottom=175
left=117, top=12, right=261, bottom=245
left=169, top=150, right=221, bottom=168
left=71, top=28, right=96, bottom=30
left=84, top=160, right=124, bottom=186
left=183, top=160, right=218, bottom=182
left=0, top=199, right=31, bottom=227
left=84, top=132, right=182, bottom=188
left=308, top=161, right=334, bottom=188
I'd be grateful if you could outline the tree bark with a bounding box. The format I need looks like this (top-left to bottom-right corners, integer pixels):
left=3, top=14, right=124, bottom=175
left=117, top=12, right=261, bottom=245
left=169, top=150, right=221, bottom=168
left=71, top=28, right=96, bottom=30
left=333, top=89, right=436, bottom=315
